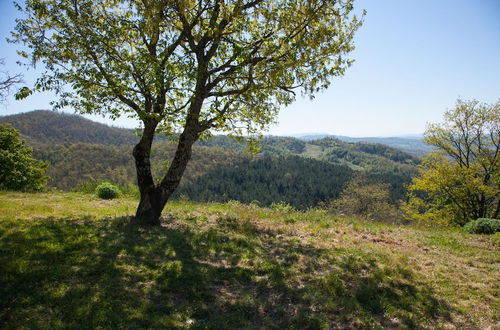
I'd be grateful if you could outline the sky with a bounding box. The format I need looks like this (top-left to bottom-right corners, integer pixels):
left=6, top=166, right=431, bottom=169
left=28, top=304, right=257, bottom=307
left=0, top=0, right=499, bottom=137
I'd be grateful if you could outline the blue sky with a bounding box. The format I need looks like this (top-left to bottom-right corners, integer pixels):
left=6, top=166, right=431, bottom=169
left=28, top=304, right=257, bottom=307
left=1, top=0, right=499, bottom=137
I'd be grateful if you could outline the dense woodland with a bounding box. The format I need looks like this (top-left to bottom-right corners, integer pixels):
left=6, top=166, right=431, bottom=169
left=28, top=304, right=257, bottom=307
left=1, top=110, right=420, bottom=208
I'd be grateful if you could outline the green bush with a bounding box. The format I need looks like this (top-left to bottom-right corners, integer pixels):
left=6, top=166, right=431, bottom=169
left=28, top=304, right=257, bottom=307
left=0, top=124, right=48, bottom=191
left=464, top=218, right=500, bottom=235
left=95, top=182, right=120, bottom=200
left=331, top=176, right=403, bottom=224
left=270, top=201, right=295, bottom=212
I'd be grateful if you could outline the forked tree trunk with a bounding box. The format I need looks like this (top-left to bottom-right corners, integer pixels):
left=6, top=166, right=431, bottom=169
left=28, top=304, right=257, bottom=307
left=132, top=122, right=199, bottom=226
left=134, top=186, right=165, bottom=225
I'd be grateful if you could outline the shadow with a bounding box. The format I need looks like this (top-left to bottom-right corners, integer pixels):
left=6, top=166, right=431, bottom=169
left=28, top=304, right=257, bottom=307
left=0, top=216, right=453, bottom=329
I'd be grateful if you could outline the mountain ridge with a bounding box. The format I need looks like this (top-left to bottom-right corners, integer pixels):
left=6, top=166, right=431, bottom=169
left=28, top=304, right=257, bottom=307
left=0, top=110, right=430, bottom=156
left=1, top=110, right=419, bottom=208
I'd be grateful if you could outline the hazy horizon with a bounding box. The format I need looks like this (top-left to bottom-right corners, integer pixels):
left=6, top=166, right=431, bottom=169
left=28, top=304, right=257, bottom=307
left=1, top=109, right=426, bottom=139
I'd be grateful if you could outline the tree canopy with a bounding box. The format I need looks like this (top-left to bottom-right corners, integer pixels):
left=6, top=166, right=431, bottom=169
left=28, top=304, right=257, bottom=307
left=12, top=0, right=364, bottom=224
left=0, top=124, right=48, bottom=191
left=13, top=0, right=362, bottom=135
left=405, top=99, right=500, bottom=225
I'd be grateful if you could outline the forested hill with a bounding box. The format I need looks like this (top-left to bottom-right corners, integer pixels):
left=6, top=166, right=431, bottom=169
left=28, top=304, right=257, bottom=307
left=295, top=134, right=431, bottom=156
left=0, top=110, right=138, bottom=145
left=1, top=110, right=421, bottom=208
left=1, top=110, right=426, bottom=158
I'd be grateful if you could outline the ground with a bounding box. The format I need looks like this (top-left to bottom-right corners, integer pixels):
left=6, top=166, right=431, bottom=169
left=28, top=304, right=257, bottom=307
left=0, top=192, right=498, bottom=329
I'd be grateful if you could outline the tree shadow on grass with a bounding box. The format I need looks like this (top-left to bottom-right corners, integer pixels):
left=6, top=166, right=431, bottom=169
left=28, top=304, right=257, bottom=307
left=0, top=216, right=454, bottom=329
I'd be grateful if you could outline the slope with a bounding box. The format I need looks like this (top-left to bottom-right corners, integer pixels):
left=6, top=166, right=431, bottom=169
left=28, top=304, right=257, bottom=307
left=1, top=192, right=498, bottom=329
left=0, top=110, right=138, bottom=145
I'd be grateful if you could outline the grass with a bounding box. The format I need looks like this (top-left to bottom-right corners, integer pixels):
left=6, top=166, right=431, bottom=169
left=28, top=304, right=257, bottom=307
left=0, top=192, right=499, bottom=329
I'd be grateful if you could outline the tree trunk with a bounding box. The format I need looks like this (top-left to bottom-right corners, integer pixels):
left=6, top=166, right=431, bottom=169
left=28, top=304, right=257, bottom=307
left=132, top=120, right=200, bottom=225
left=134, top=186, right=164, bottom=225
left=132, top=120, right=161, bottom=225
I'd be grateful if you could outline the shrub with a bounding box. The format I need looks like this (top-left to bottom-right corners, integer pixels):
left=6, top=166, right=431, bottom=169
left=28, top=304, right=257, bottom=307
left=270, top=201, right=295, bottom=212
left=0, top=124, right=48, bottom=191
left=331, top=176, right=403, bottom=224
left=464, top=218, right=500, bottom=235
left=95, top=182, right=120, bottom=200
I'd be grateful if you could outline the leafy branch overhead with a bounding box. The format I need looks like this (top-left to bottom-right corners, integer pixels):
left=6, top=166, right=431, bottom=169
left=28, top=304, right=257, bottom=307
left=12, top=0, right=363, bottom=135
left=0, top=58, right=23, bottom=103
left=12, top=0, right=363, bottom=225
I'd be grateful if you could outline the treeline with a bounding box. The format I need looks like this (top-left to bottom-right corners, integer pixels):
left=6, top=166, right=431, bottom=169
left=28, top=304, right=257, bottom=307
left=32, top=139, right=415, bottom=208
left=174, top=155, right=353, bottom=209
left=2, top=110, right=421, bottom=209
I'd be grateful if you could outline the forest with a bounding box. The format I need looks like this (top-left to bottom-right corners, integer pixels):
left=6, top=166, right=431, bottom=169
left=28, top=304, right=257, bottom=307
left=1, top=110, right=418, bottom=210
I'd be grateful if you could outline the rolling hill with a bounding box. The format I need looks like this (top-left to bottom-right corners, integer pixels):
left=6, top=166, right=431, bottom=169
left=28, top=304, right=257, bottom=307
left=1, top=110, right=422, bottom=208
left=294, top=133, right=431, bottom=156
left=0, top=110, right=138, bottom=146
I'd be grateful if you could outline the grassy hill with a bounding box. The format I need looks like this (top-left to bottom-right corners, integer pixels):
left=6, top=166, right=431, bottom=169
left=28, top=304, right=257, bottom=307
left=0, top=192, right=498, bottom=329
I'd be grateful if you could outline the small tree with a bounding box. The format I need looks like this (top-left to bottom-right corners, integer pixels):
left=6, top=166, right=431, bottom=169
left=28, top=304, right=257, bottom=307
left=330, top=176, right=401, bottom=223
left=405, top=99, right=500, bottom=225
left=12, top=0, right=363, bottom=225
left=0, top=124, right=48, bottom=191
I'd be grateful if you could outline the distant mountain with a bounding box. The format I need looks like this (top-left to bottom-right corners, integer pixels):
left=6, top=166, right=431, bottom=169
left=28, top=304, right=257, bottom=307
left=293, top=133, right=431, bottom=157
left=1, top=110, right=420, bottom=208
left=291, top=133, right=331, bottom=140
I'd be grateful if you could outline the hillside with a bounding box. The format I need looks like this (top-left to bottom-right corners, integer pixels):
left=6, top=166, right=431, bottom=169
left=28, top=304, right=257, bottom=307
left=0, top=110, right=138, bottom=146
left=295, top=134, right=431, bottom=157
left=0, top=192, right=498, bottom=329
left=2, top=110, right=420, bottom=208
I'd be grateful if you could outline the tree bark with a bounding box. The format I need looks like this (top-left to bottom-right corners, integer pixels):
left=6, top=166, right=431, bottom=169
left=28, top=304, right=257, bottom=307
left=132, top=120, right=200, bottom=225
left=132, top=120, right=160, bottom=225
left=134, top=185, right=164, bottom=225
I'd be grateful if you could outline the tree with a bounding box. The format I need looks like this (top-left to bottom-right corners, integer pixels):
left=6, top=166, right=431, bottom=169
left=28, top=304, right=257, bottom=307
left=0, top=124, right=48, bottom=191
left=405, top=99, right=500, bottom=225
left=330, top=176, right=402, bottom=223
left=0, top=58, right=23, bottom=103
left=12, top=0, right=363, bottom=225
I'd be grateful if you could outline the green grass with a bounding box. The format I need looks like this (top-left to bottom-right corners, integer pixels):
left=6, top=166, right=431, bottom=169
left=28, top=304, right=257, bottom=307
left=0, top=192, right=499, bottom=329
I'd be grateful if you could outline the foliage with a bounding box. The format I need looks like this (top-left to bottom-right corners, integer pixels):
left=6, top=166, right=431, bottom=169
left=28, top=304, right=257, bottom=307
left=75, top=180, right=138, bottom=197
left=95, top=182, right=121, bottom=199
left=405, top=99, right=500, bottom=225
left=2, top=111, right=418, bottom=205
left=12, top=0, right=364, bottom=224
left=0, top=124, right=48, bottom=191
left=0, top=58, right=23, bottom=103
left=12, top=0, right=363, bottom=133
left=464, top=218, right=500, bottom=235
left=270, top=201, right=295, bottom=212
left=330, top=176, right=402, bottom=223
left=0, top=110, right=138, bottom=146
left=174, top=155, right=353, bottom=209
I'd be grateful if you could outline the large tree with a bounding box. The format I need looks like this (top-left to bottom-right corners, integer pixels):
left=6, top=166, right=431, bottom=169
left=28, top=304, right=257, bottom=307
left=12, top=0, right=363, bottom=225
left=405, top=99, right=500, bottom=225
